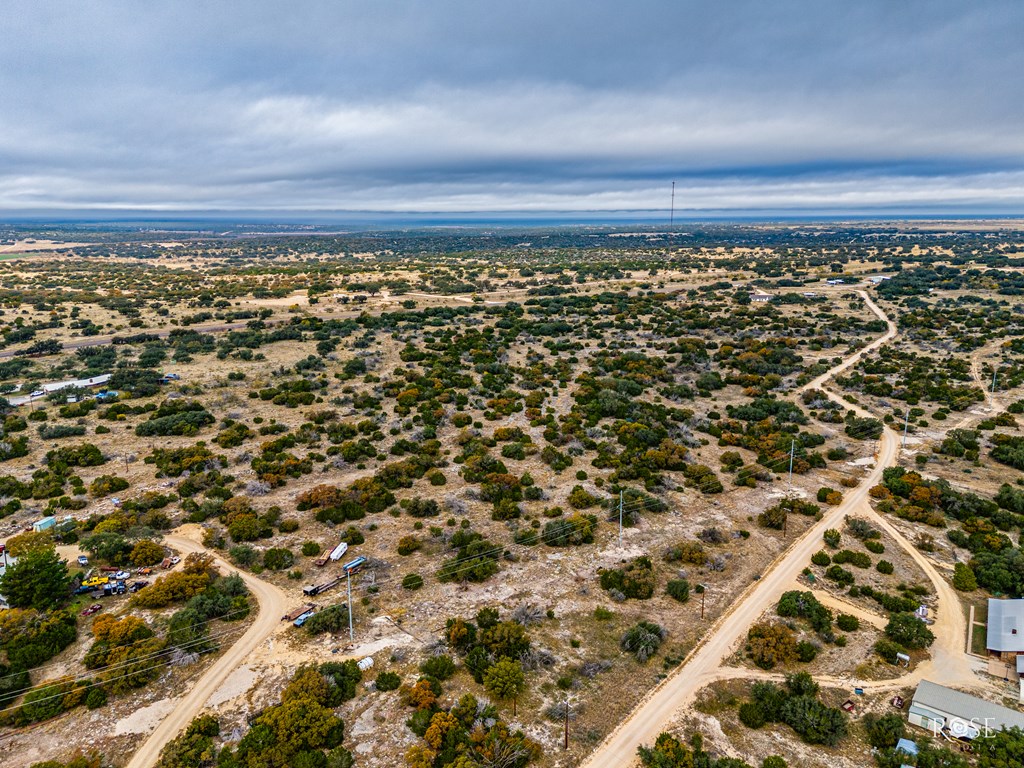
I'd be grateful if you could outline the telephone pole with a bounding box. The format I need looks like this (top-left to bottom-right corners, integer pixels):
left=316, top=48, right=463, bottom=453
left=618, top=490, right=624, bottom=548
left=346, top=571, right=354, bottom=641
left=992, top=369, right=998, bottom=394
left=700, top=586, right=706, bottom=620
left=788, top=439, right=795, bottom=487
left=563, top=697, right=570, bottom=749
left=902, top=407, right=910, bottom=448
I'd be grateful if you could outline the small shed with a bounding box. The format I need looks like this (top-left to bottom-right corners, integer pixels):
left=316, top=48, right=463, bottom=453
left=32, top=516, right=56, bottom=532
left=895, top=738, right=918, bottom=756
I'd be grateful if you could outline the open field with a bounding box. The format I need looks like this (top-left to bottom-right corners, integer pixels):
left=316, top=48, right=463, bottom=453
left=0, top=223, right=1023, bottom=768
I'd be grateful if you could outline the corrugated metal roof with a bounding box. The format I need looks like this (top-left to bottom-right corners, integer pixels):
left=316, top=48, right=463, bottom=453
left=912, top=680, right=1024, bottom=731
left=988, top=599, right=1024, bottom=653
left=41, top=374, right=112, bottom=393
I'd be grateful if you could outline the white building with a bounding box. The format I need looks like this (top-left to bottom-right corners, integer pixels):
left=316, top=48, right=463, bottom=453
left=909, top=680, right=1024, bottom=736
left=987, top=599, right=1024, bottom=696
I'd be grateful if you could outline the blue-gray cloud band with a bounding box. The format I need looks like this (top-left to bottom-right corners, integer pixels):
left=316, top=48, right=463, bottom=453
left=0, top=1, right=1021, bottom=213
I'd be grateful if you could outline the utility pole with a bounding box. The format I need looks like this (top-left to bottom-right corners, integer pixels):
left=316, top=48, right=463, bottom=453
left=992, top=369, right=998, bottom=394
left=346, top=571, right=354, bottom=642
left=788, top=439, right=795, bottom=487
left=618, top=490, right=623, bottom=548
left=902, top=407, right=910, bottom=448
left=563, top=697, right=570, bottom=750
left=700, top=586, right=706, bottom=620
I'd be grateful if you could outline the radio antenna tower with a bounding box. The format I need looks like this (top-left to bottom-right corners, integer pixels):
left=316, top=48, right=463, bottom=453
left=669, top=181, right=676, bottom=228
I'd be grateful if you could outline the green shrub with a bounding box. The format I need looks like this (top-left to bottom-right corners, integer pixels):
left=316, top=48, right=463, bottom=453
left=402, top=573, right=424, bottom=590
left=619, top=621, right=666, bottom=662
left=301, top=541, right=321, bottom=557
left=832, top=550, right=871, bottom=568
left=824, top=565, right=855, bottom=586
left=873, top=638, right=906, bottom=664
left=884, top=613, right=934, bottom=649
left=952, top=562, right=977, bottom=591
left=836, top=614, right=860, bottom=632
left=739, top=701, right=766, bottom=729
left=541, top=514, right=598, bottom=547
left=375, top=671, right=401, bottom=692
left=397, top=536, right=421, bottom=556
left=85, top=686, right=108, bottom=709
left=666, top=579, right=690, bottom=603
left=229, top=544, right=257, bottom=566
left=864, top=712, right=905, bottom=749
left=420, top=655, right=457, bottom=680
left=810, top=551, right=831, bottom=567
left=599, top=557, right=656, bottom=600
left=304, top=604, right=350, bottom=635
left=796, top=641, right=818, bottom=662
left=263, top=548, right=295, bottom=571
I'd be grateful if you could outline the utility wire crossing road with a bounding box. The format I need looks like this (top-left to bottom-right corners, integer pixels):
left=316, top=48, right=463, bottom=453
left=123, top=532, right=287, bottom=768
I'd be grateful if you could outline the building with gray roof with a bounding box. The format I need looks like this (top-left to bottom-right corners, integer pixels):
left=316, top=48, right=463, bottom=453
left=909, top=680, right=1024, bottom=738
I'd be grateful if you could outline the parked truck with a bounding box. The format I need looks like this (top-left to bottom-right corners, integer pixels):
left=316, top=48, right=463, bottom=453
left=302, top=577, right=343, bottom=597
left=293, top=609, right=317, bottom=628
left=282, top=603, right=317, bottom=622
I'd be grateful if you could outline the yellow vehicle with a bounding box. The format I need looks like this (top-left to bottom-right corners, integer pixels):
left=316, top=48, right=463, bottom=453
left=82, top=575, right=109, bottom=588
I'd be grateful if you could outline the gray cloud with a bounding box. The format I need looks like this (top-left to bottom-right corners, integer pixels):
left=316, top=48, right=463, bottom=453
left=0, top=1, right=1022, bottom=214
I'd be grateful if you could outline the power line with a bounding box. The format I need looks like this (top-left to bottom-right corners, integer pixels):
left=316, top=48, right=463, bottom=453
left=0, top=617, right=251, bottom=709
left=332, top=416, right=906, bottom=604
left=0, top=601, right=256, bottom=689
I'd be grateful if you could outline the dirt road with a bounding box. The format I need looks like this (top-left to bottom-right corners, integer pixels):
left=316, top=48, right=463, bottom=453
left=582, top=288, right=987, bottom=766
left=951, top=340, right=1007, bottom=431
left=123, top=530, right=287, bottom=768
left=580, top=291, right=901, bottom=768
left=581, top=428, right=903, bottom=767
left=800, top=289, right=897, bottom=396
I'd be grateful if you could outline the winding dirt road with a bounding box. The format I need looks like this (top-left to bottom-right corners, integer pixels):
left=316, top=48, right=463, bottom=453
left=123, top=530, right=287, bottom=768
left=581, top=288, right=980, bottom=766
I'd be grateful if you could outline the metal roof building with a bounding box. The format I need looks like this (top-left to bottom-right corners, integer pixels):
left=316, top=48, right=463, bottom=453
left=988, top=599, right=1024, bottom=654
left=909, top=680, right=1024, bottom=738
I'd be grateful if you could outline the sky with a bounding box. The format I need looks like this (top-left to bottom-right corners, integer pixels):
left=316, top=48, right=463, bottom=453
left=1, top=1, right=1022, bottom=217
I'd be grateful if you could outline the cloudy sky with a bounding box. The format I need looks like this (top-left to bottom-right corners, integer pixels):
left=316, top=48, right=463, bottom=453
left=1, top=1, right=1022, bottom=217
